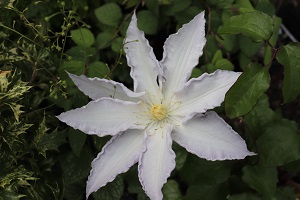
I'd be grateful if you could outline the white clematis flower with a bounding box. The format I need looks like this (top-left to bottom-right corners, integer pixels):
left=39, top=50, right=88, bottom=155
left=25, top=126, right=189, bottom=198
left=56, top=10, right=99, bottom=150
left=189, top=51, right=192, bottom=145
left=57, top=11, right=255, bottom=200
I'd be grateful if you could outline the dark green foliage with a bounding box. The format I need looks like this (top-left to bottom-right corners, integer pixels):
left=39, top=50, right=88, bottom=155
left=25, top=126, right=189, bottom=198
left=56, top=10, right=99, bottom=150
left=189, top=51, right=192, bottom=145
left=1, top=0, right=300, bottom=200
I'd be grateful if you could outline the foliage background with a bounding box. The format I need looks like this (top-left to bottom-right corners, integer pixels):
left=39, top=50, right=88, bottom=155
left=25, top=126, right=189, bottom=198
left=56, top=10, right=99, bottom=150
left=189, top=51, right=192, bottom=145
left=1, top=0, right=300, bottom=199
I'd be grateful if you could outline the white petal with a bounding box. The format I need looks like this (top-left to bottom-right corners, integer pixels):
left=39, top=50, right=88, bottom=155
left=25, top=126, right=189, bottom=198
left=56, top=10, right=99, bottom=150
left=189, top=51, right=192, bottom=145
left=124, top=13, right=162, bottom=100
left=160, top=11, right=206, bottom=98
left=68, top=73, right=144, bottom=102
left=86, top=129, right=145, bottom=198
left=57, top=98, right=145, bottom=136
left=174, top=70, right=241, bottom=120
left=138, top=125, right=176, bottom=200
left=172, top=111, right=256, bottom=161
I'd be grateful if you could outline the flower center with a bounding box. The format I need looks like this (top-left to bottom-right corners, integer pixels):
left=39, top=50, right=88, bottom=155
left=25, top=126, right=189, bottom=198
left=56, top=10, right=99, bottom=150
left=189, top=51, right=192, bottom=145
left=150, top=104, right=167, bottom=120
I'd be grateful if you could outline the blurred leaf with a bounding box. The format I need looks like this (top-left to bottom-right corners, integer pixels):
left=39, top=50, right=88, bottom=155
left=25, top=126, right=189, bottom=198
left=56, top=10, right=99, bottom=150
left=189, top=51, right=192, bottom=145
left=235, top=0, right=254, bottom=11
left=92, top=176, right=124, bottom=200
left=238, top=52, right=251, bottom=70
left=256, top=120, right=300, bottom=166
left=208, top=0, right=234, bottom=8
left=228, top=193, right=261, bottom=200
left=185, top=182, right=228, bottom=200
left=68, top=128, right=86, bottom=157
left=59, top=60, right=85, bottom=80
left=95, top=32, right=113, bottom=49
left=71, top=28, right=95, bottom=48
left=218, top=11, right=273, bottom=41
left=216, top=34, right=238, bottom=52
left=64, top=183, right=85, bottom=200
left=163, top=0, right=191, bottom=16
left=61, top=148, right=93, bottom=184
left=283, top=159, right=300, bottom=172
left=212, top=50, right=223, bottom=64
left=95, top=3, right=122, bottom=26
left=242, top=165, right=277, bottom=200
left=87, top=61, right=110, bottom=78
left=65, top=46, right=97, bottom=62
left=276, top=187, right=297, bottom=200
left=225, top=63, right=270, bottom=118
left=264, top=16, right=281, bottom=65
left=179, top=155, right=231, bottom=185
left=162, top=180, right=182, bottom=200
left=34, top=117, right=66, bottom=157
left=208, top=58, right=234, bottom=73
left=244, top=94, right=279, bottom=138
left=175, top=6, right=201, bottom=25
left=255, top=0, right=276, bottom=16
left=191, top=67, right=203, bottom=78
left=238, top=35, right=263, bottom=57
left=276, top=42, right=300, bottom=103
left=137, top=10, right=158, bottom=35
left=173, top=144, right=188, bottom=170
left=111, top=37, right=123, bottom=53
left=124, top=166, right=148, bottom=200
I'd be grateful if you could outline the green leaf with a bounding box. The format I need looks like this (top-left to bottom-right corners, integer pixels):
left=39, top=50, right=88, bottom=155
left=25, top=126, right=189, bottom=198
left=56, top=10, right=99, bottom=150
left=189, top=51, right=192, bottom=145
left=238, top=35, right=263, bottom=57
left=111, top=37, right=123, bottom=53
left=163, top=0, right=191, bottom=16
left=92, top=176, right=124, bottom=200
left=64, top=183, right=85, bottom=200
left=94, top=3, right=122, bottom=26
left=218, top=11, right=273, bottom=41
left=256, top=0, right=276, bottom=16
left=264, top=16, right=281, bottom=66
left=0, top=165, right=36, bottom=188
left=225, top=63, right=270, bottom=118
left=238, top=52, right=251, bottom=70
left=212, top=50, right=223, bottom=64
left=256, top=120, right=300, bottom=166
left=137, top=10, right=158, bottom=35
left=34, top=117, right=66, bottom=157
left=235, top=0, right=254, bottom=11
left=244, top=94, right=279, bottom=138
left=276, top=42, right=300, bottom=103
left=191, top=67, right=203, bottom=78
left=95, top=32, right=113, bottom=49
left=276, top=186, right=297, bottom=200
left=242, top=165, right=277, bottom=200
left=229, top=193, right=261, bottom=200
left=162, top=180, right=182, bottom=200
left=173, top=144, right=188, bottom=170
left=71, top=28, right=95, bottom=48
left=61, top=149, right=93, bottom=184
left=208, top=58, right=234, bottom=73
left=179, top=155, right=231, bottom=185
left=59, top=60, right=85, bottom=80
left=65, top=46, right=97, bottom=62
left=87, top=61, right=110, bottom=78
left=283, top=159, right=300, bottom=172
left=67, top=128, right=86, bottom=157
left=208, top=0, right=234, bottom=8
left=216, top=34, right=238, bottom=52
left=185, top=183, right=228, bottom=200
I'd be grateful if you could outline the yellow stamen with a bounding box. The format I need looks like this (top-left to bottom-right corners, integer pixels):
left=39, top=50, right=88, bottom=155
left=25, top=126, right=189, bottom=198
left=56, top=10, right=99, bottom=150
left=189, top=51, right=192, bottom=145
left=150, top=104, right=167, bottom=120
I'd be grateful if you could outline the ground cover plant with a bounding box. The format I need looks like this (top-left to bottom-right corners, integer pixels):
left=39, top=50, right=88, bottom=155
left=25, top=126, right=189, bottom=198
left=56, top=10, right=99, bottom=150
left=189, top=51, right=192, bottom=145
left=1, top=0, right=300, bottom=200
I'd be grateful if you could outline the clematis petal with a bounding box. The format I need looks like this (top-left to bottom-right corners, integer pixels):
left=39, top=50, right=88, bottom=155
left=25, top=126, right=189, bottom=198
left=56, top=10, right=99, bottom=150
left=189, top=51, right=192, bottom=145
left=68, top=73, right=144, bottom=102
left=172, top=111, right=256, bottom=161
left=138, top=125, right=176, bottom=200
left=57, top=98, right=145, bottom=136
left=124, top=13, right=162, bottom=101
left=160, top=11, right=206, bottom=98
left=86, top=129, right=145, bottom=198
left=174, top=70, right=241, bottom=120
